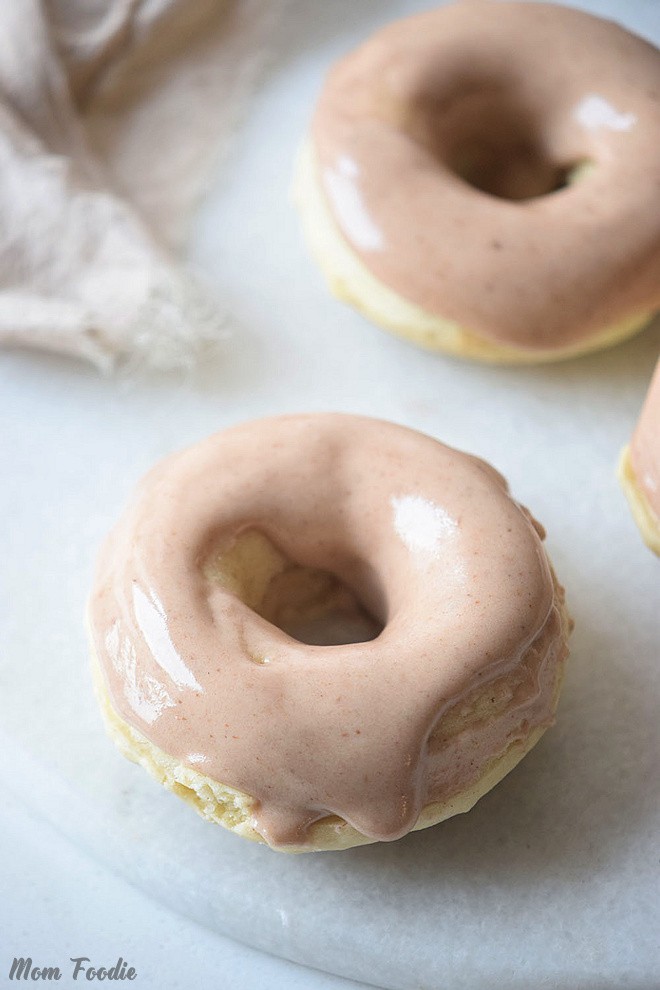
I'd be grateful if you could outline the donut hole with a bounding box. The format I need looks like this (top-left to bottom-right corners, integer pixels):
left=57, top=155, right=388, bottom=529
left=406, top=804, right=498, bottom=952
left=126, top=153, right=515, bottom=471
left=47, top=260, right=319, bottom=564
left=206, top=529, right=384, bottom=647
left=408, top=87, right=590, bottom=201
left=449, top=139, right=578, bottom=201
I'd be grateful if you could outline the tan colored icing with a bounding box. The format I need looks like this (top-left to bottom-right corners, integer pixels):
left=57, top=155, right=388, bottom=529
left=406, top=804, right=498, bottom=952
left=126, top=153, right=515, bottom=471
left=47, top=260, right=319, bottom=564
left=89, top=414, right=567, bottom=847
left=311, top=2, right=660, bottom=351
left=631, top=359, right=660, bottom=522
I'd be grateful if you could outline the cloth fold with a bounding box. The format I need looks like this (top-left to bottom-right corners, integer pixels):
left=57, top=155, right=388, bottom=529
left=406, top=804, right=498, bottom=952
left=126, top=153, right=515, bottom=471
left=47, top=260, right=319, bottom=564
left=0, top=0, right=284, bottom=371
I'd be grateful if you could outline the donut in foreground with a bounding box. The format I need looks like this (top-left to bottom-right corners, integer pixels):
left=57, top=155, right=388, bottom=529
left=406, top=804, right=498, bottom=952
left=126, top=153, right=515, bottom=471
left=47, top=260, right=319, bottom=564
left=88, top=414, right=572, bottom=851
left=295, top=2, right=660, bottom=363
left=620, top=360, right=660, bottom=555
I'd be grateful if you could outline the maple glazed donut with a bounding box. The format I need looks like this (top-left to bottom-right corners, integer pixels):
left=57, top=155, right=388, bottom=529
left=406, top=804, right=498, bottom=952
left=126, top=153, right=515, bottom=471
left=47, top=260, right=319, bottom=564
left=620, top=360, right=660, bottom=555
left=294, top=2, right=660, bottom=363
left=88, top=414, right=572, bottom=852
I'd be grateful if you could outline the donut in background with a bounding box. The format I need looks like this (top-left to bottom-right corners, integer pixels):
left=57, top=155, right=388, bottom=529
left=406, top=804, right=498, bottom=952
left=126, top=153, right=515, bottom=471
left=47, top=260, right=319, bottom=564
left=295, top=2, right=660, bottom=363
left=620, top=360, right=660, bottom=555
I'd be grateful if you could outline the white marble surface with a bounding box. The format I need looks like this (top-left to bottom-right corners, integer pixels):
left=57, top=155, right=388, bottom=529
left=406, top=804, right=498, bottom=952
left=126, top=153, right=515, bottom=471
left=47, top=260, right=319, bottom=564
left=0, top=788, right=367, bottom=990
left=1, top=1, right=659, bottom=988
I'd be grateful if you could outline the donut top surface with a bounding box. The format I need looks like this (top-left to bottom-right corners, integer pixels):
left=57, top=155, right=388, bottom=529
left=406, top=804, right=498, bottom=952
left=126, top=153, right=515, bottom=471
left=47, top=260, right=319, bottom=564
left=311, top=2, right=660, bottom=350
left=89, top=414, right=562, bottom=847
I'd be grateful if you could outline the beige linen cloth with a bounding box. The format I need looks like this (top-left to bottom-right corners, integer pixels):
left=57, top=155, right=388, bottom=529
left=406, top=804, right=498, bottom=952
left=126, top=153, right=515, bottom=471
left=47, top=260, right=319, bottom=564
left=0, top=0, right=285, bottom=371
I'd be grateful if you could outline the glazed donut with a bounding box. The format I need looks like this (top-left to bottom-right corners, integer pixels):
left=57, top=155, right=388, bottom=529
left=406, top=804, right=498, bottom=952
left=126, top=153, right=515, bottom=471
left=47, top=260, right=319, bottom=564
left=294, top=2, right=660, bottom=363
left=88, top=415, right=571, bottom=852
left=620, top=360, right=660, bottom=555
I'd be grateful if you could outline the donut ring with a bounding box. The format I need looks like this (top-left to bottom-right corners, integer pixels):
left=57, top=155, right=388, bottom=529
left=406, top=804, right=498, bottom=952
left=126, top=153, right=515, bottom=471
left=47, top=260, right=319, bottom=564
left=620, top=359, right=660, bottom=555
left=295, top=2, right=660, bottom=363
left=88, top=415, right=571, bottom=851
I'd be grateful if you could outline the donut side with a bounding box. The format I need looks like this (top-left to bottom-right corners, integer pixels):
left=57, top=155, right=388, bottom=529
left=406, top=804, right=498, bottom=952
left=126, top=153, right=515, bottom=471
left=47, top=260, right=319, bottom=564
left=293, top=141, right=652, bottom=365
left=619, top=448, right=660, bottom=556
left=619, top=360, right=660, bottom=555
